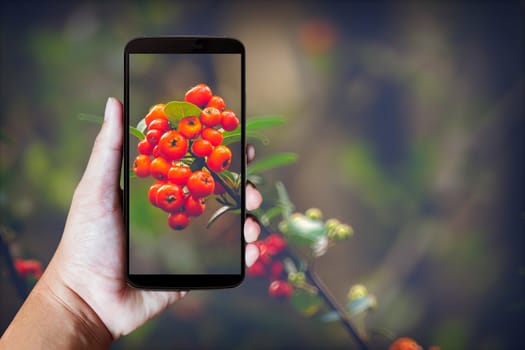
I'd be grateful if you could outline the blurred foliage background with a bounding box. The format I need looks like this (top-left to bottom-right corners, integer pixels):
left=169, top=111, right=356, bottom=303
left=1, top=1, right=523, bottom=349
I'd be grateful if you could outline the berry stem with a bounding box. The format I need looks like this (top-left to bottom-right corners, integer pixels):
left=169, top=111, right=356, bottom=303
left=304, top=267, right=369, bottom=350
left=0, top=230, right=30, bottom=300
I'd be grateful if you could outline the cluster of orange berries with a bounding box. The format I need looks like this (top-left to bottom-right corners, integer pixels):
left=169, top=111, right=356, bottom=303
left=247, top=233, right=294, bottom=299
left=132, top=84, right=240, bottom=230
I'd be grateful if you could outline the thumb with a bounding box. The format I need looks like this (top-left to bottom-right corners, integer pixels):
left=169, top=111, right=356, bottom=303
left=80, top=97, right=123, bottom=189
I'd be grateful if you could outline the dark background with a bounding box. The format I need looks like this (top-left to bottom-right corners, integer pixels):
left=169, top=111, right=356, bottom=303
left=1, top=1, right=524, bottom=349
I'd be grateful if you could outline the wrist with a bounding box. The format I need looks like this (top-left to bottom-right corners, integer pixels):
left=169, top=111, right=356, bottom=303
left=1, top=270, right=113, bottom=349
left=38, top=270, right=114, bottom=348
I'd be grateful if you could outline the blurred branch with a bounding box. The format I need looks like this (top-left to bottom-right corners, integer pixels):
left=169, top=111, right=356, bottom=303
left=305, top=266, right=369, bottom=350
left=0, top=230, right=30, bottom=300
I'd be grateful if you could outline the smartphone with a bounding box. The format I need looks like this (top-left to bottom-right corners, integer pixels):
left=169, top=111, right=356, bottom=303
left=124, top=37, right=245, bottom=289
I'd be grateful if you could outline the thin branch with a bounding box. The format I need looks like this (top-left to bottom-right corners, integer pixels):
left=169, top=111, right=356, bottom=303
left=305, top=268, right=369, bottom=350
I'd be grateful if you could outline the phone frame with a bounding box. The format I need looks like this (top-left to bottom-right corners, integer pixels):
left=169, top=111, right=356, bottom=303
left=124, top=37, right=246, bottom=289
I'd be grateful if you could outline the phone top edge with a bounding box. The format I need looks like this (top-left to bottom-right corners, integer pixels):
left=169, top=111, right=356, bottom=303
left=125, top=36, right=244, bottom=54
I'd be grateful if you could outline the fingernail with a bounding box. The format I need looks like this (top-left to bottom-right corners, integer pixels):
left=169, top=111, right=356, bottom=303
left=246, top=144, right=255, bottom=162
left=244, top=215, right=261, bottom=243
left=180, top=291, right=188, bottom=298
left=104, top=97, right=114, bottom=120
left=246, top=185, right=263, bottom=211
left=247, top=180, right=257, bottom=189
left=245, top=244, right=259, bottom=267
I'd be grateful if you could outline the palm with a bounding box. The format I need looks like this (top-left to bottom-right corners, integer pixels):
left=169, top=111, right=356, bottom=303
left=53, top=174, right=182, bottom=338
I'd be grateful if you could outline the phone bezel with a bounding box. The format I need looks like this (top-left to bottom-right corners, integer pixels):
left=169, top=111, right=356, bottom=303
left=124, top=37, right=246, bottom=290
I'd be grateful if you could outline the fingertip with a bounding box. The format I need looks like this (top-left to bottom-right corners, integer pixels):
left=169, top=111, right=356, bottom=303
left=79, top=97, right=123, bottom=188
left=104, top=97, right=112, bottom=118
left=244, top=215, right=261, bottom=243
left=245, top=243, right=259, bottom=267
left=246, top=184, right=262, bottom=211
left=100, top=97, right=123, bottom=147
left=104, top=97, right=122, bottom=123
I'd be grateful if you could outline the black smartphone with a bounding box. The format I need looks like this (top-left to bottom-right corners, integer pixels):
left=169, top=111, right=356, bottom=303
left=124, top=37, right=245, bottom=289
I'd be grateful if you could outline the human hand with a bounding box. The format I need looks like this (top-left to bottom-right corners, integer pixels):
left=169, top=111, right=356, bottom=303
left=1, top=97, right=262, bottom=348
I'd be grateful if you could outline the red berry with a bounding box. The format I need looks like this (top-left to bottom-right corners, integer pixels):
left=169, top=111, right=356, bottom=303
left=187, top=170, right=215, bottom=198
left=206, top=95, right=226, bottom=111
left=247, top=261, right=266, bottom=277
left=150, top=157, right=171, bottom=181
left=133, top=155, right=151, bottom=178
left=185, top=83, right=212, bottom=108
left=185, top=195, right=206, bottom=217
left=158, top=130, right=188, bottom=161
left=191, top=139, right=213, bottom=157
left=255, top=242, right=272, bottom=265
left=148, top=118, right=170, bottom=133
left=389, top=338, right=422, bottom=350
left=148, top=181, right=166, bottom=207
left=137, top=139, right=153, bottom=155
left=221, top=110, right=240, bottom=131
left=201, top=128, right=223, bottom=146
left=14, top=259, right=43, bottom=278
left=200, top=107, right=222, bottom=127
left=156, top=184, right=184, bottom=213
left=265, top=233, right=287, bottom=255
left=146, top=129, right=162, bottom=146
left=268, top=280, right=293, bottom=299
left=168, top=212, right=190, bottom=230
left=152, top=145, right=163, bottom=158
left=144, top=104, right=167, bottom=127
left=168, top=165, right=192, bottom=186
left=178, top=116, right=202, bottom=139
left=269, top=261, right=284, bottom=279
left=206, top=145, right=232, bottom=173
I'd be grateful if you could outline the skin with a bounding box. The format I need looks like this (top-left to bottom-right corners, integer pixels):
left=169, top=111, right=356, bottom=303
left=0, top=97, right=263, bottom=349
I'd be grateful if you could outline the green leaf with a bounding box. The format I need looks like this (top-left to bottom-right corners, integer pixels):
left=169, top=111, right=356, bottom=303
left=246, top=115, right=286, bottom=130
left=247, top=174, right=263, bottom=185
left=260, top=206, right=283, bottom=226
left=206, top=205, right=234, bottom=229
left=223, top=130, right=278, bottom=145
left=248, top=153, right=298, bottom=176
left=283, top=213, right=326, bottom=245
left=291, top=290, right=323, bottom=317
left=221, top=115, right=286, bottom=145
left=219, top=170, right=240, bottom=186
left=276, top=181, right=294, bottom=219
left=129, top=169, right=136, bottom=179
left=164, top=101, right=201, bottom=123
left=222, top=133, right=241, bottom=145
left=78, top=113, right=104, bottom=124
left=129, top=126, right=145, bottom=140
left=136, top=118, right=147, bottom=133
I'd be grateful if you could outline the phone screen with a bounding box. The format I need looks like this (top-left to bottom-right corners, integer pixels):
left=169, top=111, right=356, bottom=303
left=125, top=38, right=245, bottom=289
